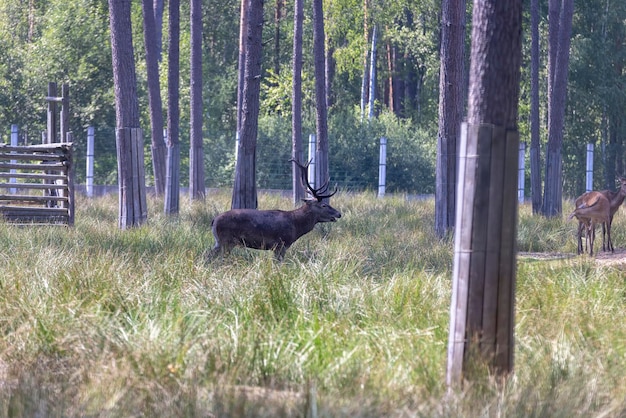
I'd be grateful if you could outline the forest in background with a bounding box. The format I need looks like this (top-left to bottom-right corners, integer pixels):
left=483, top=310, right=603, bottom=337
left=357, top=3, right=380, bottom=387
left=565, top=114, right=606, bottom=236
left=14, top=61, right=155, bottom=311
left=0, top=0, right=624, bottom=196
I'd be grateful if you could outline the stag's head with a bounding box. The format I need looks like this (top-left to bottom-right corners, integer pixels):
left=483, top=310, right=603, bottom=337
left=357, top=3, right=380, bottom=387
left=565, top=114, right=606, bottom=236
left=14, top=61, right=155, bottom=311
left=292, top=159, right=342, bottom=222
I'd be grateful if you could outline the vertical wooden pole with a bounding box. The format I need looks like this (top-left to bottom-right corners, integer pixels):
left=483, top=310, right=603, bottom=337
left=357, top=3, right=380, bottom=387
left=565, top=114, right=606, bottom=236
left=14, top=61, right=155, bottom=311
left=47, top=82, right=57, bottom=144
left=10, top=125, right=17, bottom=194
left=518, top=142, right=525, bottom=203
left=586, top=143, right=594, bottom=192
left=61, top=83, right=70, bottom=143
left=65, top=144, right=75, bottom=226
left=86, top=126, right=95, bottom=197
left=308, top=134, right=317, bottom=189
left=378, top=137, right=387, bottom=198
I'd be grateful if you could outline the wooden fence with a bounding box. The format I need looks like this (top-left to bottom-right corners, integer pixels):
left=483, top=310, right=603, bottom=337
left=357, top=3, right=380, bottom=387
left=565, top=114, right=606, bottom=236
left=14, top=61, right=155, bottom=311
left=0, top=143, right=74, bottom=225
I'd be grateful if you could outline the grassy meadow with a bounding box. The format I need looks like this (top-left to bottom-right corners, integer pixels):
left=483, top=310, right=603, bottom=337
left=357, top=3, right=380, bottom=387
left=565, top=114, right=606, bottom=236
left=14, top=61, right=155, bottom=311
left=1, top=191, right=626, bottom=417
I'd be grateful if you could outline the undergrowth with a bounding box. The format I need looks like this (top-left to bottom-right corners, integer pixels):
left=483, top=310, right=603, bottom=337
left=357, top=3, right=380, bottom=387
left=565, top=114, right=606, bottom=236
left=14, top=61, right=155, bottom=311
left=0, top=192, right=625, bottom=417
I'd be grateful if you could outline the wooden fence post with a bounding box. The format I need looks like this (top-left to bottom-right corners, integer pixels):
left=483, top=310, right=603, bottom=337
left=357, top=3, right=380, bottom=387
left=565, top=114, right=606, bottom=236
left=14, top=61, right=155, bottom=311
left=86, top=127, right=95, bottom=197
left=378, top=137, right=387, bottom=198
left=61, top=83, right=70, bottom=143
left=308, top=134, right=316, bottom=189
left=47, top=82, right=57, bottom=144
left=586, top=143, right=593, bottom=192
left=447, top=123, right=518, bottom=384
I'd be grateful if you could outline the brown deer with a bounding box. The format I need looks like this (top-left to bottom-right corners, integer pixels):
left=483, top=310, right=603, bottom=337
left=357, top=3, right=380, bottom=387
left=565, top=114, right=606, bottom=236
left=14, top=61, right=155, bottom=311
left=568, top=191, right=611, bottom=256
left=599, top=175, right=626, bottom=251
left=206, top=160, right=341, bottom=261
left=572, top=175, right=626, bottom=254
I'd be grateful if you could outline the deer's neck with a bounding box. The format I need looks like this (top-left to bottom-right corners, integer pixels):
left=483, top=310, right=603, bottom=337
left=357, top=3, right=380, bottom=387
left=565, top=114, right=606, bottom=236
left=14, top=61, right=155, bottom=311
left=610, top=187, right=626, bottom=207
left=291, top=206, right=317, bottom=237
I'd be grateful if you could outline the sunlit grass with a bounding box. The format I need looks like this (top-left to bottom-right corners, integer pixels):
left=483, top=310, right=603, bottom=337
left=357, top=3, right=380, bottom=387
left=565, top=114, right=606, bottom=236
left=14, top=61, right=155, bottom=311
left=0, top=192, right=625, bottom=416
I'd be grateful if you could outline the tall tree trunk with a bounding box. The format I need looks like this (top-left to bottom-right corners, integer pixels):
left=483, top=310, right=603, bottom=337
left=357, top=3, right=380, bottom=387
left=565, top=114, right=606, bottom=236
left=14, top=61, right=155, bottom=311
left=367, top=25, right=377, bottom=120
left=274, top=0, right=282, bottom=76
left=530, top=0, right=542, bottom=213
left=164, top=0, right=181, bottom=214
left=189, top=0, right=205, bottom=200
left=360, top=0, right=369, bottom=120
left=386, top=37, right=395, bottom=114
left=153, top=0, right=164, bottom=62
left=291, top=0, right=305, bottom=204
left=313, top=0, right=330, bottom=198
left=542, top=0, right=574, bottom=217
left=236, top=0, right=249, bottom=135
left=142, top=0, right=166, bottom=196
left=232, top=0, right=264, bottom=210
left=108, top=0, right=147, bottom=228
left=326, top=43, right=335, bottom=110
left=435, top=0, right=466, bottom=237
left=447, top=0, right=522, bottom=384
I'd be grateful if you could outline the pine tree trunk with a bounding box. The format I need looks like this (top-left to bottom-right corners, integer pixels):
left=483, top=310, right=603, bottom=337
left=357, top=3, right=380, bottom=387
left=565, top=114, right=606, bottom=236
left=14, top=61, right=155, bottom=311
left=189, top=0, right=205, bottom=200
left=542, top=0, right=573, bottom=217
left=530, top=0, right=542, bottom=213
left=447, top=0, right=522, bottom=384
left=142, top=0, right=166, bottom=196
left=291, top=0, right=305, bottom=204
left=435, top=0, right=466, bottom=237
left=108, top=0, right=147, bottom=229
left=313, top=0, right=330, bottom=196
left=232, top=0, right=264, bottom=210
left=164, top=0, right=180, bottom=214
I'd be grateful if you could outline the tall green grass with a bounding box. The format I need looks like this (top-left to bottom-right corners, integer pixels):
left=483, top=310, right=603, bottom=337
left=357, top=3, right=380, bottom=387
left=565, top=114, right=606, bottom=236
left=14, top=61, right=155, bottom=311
left=0, top=192, right=625, bottom=416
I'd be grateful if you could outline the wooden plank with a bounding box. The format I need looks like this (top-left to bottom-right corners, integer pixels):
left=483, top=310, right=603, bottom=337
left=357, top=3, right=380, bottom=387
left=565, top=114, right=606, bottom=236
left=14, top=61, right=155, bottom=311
left=495, top=129, right=520, bottom=372
left=0, top=183, right=67, bottom=190
left=0, top=162, right=66, bottom=171
left=0, top=172, right=67, bottom=181
left=134, top=128, right=147, bottom=221
left=481, top=124, right=507, bottom=356
left=466, top=124, right=492, bottom=335
left=448, top=122, right=473, bottom=384
left=66, top=138, right=75, bottom=226
left=117, top=128, right=129, bottom=228
left=0, top=143, right=72, bottom=152
left=0, top=153, right=65, bottom=162
left=130, top=128, right=141, bottom=223
left=0, top=195, right=68, bottom=203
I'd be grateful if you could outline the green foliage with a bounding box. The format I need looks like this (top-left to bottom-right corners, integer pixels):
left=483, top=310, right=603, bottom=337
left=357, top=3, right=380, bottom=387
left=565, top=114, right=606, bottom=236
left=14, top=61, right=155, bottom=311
left=0, top=0, right=624, bottom=199
left=250, top=109, right=437, bottom=192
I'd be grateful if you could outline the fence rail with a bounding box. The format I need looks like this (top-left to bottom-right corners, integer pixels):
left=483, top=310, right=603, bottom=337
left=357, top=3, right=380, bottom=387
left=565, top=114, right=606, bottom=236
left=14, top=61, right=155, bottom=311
left=0, top=143, right=74, bottom=225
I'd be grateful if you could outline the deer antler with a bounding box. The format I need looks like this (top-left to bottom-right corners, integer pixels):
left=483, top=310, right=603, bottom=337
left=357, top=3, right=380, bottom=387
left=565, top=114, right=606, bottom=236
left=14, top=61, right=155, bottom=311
left=290, top=159, right=337, bottom=201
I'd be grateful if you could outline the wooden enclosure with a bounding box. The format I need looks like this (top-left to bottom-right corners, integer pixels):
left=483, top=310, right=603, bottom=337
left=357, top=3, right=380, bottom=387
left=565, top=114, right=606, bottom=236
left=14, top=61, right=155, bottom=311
left=0, top=143, right=74, bottom=225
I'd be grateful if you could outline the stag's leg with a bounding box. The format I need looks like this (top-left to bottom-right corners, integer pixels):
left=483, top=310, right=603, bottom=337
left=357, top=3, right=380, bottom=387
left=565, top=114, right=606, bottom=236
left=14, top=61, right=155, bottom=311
left=606, top=220, right=613, bottom=253
left=589, top=221, right=596, bottom=256
left=205, top=234, right=234, bottom=261
left=608, top=217, right=615, bottom=252
left=577, top=220, right=584, bottom=255
left=273, top=244, right=288, bottom=261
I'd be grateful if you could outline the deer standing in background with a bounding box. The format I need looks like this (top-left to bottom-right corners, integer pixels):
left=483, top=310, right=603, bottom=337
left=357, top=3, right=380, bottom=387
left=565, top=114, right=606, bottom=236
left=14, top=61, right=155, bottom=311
left=599, top=175, right=626, bottom=252
left=569, top=191, right=612, bottom=256
left=572, top=175, right=626, bottom=255
left=206, top=160, right=341, bottom=261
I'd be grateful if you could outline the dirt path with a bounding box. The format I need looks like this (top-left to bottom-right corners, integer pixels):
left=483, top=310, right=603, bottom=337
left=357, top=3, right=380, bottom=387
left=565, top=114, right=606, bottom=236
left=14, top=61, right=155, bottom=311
left=518, top=248, right=626, bottom=267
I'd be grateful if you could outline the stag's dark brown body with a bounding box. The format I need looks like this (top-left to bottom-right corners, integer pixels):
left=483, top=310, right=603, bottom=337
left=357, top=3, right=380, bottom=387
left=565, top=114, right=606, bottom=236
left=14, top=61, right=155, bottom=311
left=206, top=159, right=341, bottom=261
left=208, top=200, right=341, bottom=260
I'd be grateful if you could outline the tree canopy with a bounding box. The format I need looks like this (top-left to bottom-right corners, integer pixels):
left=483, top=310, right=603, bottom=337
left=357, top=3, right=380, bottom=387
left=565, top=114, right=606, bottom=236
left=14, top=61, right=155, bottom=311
left=0, top=0, right=624, bottom=197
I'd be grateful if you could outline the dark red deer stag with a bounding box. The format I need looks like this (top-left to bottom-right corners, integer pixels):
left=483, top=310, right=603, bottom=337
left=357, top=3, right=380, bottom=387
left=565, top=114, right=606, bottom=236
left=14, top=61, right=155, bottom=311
left=206, top=160, right=341, bottom=261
